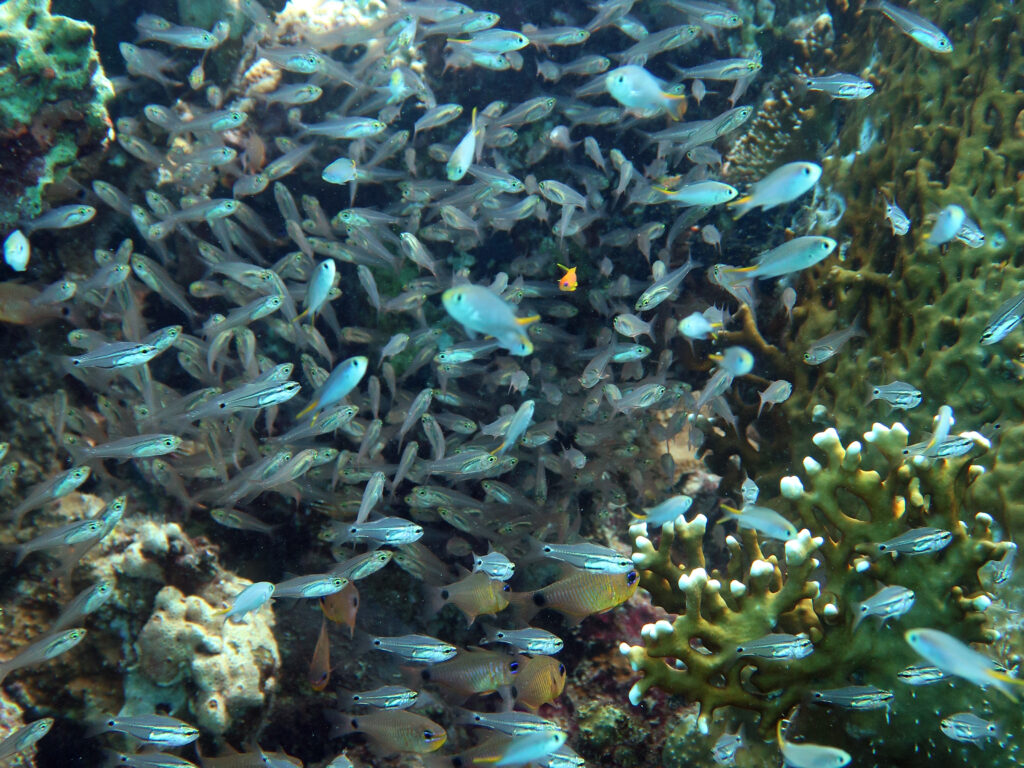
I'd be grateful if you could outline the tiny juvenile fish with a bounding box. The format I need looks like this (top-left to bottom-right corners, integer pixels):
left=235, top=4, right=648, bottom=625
left=802, top=73, right=874, bottom=100
left=0, top=719, right=54, bottom=761
left=940, top=712, right=1001, bottom=745
left=734, top=632, right=813, bottom=660
left=341, top=684, right=419, bottom=710
left=369, top=633, right=458, bottom=663
left=0, top=628, right=88, bottom=685
left=852, top=584, right=915, bottom=630
left=803, top=314, right=865, bottom=365
left=880, top=191, right=911, bottom=235
left=865, top=0, right=952, bottom=53
left=869, top=380, right=922, bottom=410
left=533, top=540, right=634, bottom=574
left=274, top=574, right=349, bottom=599
left=473, top=550, right=516, bottom=580
left=757, top=380, right=792, bottom=417
left=874, top=527, right=952, bottom=555
left=24, top=204, right=96, bottom=233
left=482, top=626, right=564, bottom=655
left=810, top=685, right=894, bottom=710
left=980, top=289, right=1024, bottom=345
left=91, top=714, right=199, bottom=747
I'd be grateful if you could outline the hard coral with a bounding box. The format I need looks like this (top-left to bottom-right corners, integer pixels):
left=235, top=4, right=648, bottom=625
left=624, top=421, right=1015, bottom=763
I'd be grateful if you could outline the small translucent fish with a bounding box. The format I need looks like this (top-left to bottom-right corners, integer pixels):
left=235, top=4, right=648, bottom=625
left=447, top=107, right=479, bottom=181
left=482, top=627, right=564, bottom=655
left=875, top=527, right=952, bottom=555
left=955, top=215, right=985, bottom=248
left=803, top=314, right=865, bottom=365
left=710, top=346, right=754, bottom=376
left=272, top=564, right=350, bottom=596
left=878, top=191, right=912, bottom=236
left=474, top=550, right=516, bottom=580
left=23, top=204, right=96, bottom=233
left=852, top=585, right=914, bottom=630
left=635, top=258, right=696, bottom=312
left=217, top=582, right=274, bottom=622
left=776, top=721, right=850, bottom=768
left=711, top=725, right=744, bottom=765
left=669, top=0, right=742, bottom=28
left=69, top=433, right=181, bottom=462
left=675, top=58, right=761, bottom=81
left=70, top=339, right=164, bottom=369
left=533, top=540, right=633, bottom=574
left=940, top=712, right=1001, bottom=745
left=604, top=65, right=686, bottom=120
left=458, top=709, right=565, bottom=736
left=980, top=289, right=1024, bottom=345
left=9, top=466, right=91, bottom=524
left=511, top=654, right=567, bottom=709
left=0, top=628, right=87, bottom=685
left=0, top=718, right=54, bottom=760
left=4, top=229, right=29, bottom=271
left=53, top=580, right=115, bottom=632
left=443, top=284, right=539, bottom=356
left=868, top=380, right=922, bottom=410
left=12, top=517, right=105, bottom=565
left=341, top=684, right=418, bottom=710
left=91, top=714, right=199, bottom=747
left=721, top=504, right=798, bottom=541
left=758, top=380, right=792, bottom=417
left=327, top=710, right=447, bottom=753
left=811, top=685, right=894, bottom=710
left=210, top=508, right=277, bottom=535
left=612, top=313, right=653, bottom=341
left=448, top=29, right=530, bottom=53
left=340, top=517, right=424, bottom=547
left=926, top=204, right=965, bottom=246
left=897, top=664, right=949, bottom=686
left=735, top=632, right=813, bottom=660
left=298, top=356, right=368, bottom=420
left=433, top=570, right=510, bottom=625
left=865, top=0, right=952, bottom=53
left=905, top=627, right=1022, bottom=699
left=556, top=264, right=578, bottom=292
left=369, top=633, right=458, bottom=663
left=632, top=494, right=694, bottom=526
left=802, top=73, right=874, bottom=100
left=729, top=163, right=821, bottom=218
left=414, top=103, right=463, bottom=137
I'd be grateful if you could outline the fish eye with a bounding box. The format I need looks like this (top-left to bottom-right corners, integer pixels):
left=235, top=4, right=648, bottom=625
left=372, top=639, right=382, bottom=646
left=558, top=663, right=566, bottom=674
left=626, top=570, right=638, bottom=585
left=502, top=583, right=511, bottom=592
left=509, top=661, right=520, bottom=673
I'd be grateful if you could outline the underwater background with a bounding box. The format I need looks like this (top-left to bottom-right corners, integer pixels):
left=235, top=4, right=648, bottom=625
left=0, top=0, right=1022, bottom=766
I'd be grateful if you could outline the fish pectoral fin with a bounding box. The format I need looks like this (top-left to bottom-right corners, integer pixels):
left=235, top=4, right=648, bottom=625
left=516, top=314, right=540, bottom=326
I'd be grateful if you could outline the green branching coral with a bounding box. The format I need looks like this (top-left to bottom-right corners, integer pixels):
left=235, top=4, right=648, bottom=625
left=623, top=420, right=1018, bottom=763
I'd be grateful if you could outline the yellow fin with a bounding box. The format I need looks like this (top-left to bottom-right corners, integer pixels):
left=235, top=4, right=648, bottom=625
left=988, top=669, right=1023, bottom=701
left=719, top=504, right=742, bottom=515
left=653, top=185, right=675, bottom=195
left=728, top=195, right=752, bottom=208
left=516, top=314, right=540, bottom=327
left=296, top=399, right=319, bottom=420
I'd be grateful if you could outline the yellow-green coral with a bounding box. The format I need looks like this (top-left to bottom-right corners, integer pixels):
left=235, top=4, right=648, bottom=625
left=624, top=421, right=1017, bottom=762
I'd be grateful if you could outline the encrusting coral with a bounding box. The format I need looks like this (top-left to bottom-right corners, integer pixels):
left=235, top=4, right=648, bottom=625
left=0, top=0, right=114, bottom=228
left=623, top=420, right=1018, bottom=764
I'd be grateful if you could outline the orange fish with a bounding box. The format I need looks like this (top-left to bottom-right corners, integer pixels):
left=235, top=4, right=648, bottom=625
left=418, top=649, right=519, bottom=698
left=308, top=616, right=331, bottom=691
left=431, top=571, right=510, bottom=627
left=512, top=654, right=567, bottom=710
left=321, top=581, right=360, bottom=636
left=556, top=264, right=578, bottom=292
left=514, top=568, right=638, bottom=625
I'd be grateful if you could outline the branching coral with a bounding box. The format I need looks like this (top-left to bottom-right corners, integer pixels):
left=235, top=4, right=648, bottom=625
left=623, top=421, right=1015, bottom=762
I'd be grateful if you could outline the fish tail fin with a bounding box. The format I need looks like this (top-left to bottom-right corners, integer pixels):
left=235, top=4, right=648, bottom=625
left=446, top=37, right=468, bottom=44
left=296, top=399, right=319, bottom=420
left=662, top=92, right=687, bottom=121
left=988, top=669, right=1024, bottom=701
left=719, top=503, right=742, bottom=517
left=516, top=314, right=540, bottom=327
left=292, top=307, right=310, bottom=324
left=728, top=195, right=754, bottom=219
